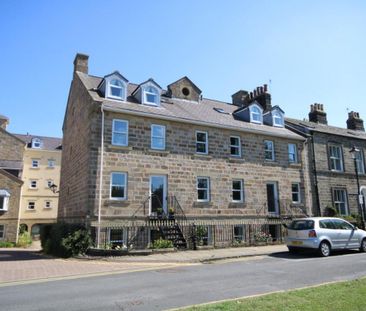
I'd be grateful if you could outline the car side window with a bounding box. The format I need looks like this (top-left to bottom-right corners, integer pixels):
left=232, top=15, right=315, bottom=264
left=319, top=220, right=326, bottom=229
left=331, top=220, right=342, bottom=229
left=339, top=220, right=354, bottom=230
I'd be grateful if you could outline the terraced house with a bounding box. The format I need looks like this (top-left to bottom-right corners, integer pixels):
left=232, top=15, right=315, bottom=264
left=0, top=115, right=24, bottom=243
left=59, top=54, right=311, bottom=249
left=286, top=104, right=366, bottom=226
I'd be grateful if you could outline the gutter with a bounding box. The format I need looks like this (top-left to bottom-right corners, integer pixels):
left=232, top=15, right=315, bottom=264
left=97, top=103, right=105, bottom=248
left=102, top=105, right=305, bottom=141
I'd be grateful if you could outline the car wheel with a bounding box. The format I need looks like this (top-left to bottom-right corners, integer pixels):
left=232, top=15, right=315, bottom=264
left=318, top=241, right=331, bottom=257
left=360, top=238, right=366, bottom=253
left=288, top=246, right=299, bottom=254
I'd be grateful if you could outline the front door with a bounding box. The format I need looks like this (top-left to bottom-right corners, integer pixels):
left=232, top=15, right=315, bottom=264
left=150, top=175, right=167, bottom=215
left=267, top=182, right=279, bottom=215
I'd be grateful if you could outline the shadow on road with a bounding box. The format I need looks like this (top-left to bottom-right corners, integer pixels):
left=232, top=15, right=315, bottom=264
left=269, top=249, right=361, bottom=260
left=0, top=250, right=47, bottom=262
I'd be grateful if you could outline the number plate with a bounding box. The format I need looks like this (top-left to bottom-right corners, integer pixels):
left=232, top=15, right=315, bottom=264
left=292, top=241, right=303, bottom=246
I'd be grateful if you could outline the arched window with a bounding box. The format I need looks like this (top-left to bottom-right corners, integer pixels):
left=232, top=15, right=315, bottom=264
left=273, top=111, right=284, bottom=127
left=143, top=86, right=159, bottom=106
left=108, top=79, right=125, bottom=100
left=250, top=105, right=262, bottom=124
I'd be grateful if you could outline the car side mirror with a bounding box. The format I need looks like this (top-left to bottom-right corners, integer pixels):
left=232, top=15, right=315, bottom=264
left=354, top=226, right=358, bottom=230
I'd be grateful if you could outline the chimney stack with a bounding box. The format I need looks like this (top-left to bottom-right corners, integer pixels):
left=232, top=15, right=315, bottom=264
left=309, top=103, right=327, bottom=124
left=231, top=90, right=249, bottom=107
left=0, top=114, right=9, bottom=130
left=347, top=111, right=364, bottom=131
left=73, top=53, right=89, bottom=74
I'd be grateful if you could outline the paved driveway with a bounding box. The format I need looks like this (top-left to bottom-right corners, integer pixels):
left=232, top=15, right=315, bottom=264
left=0, top=248, right=189, bottom=285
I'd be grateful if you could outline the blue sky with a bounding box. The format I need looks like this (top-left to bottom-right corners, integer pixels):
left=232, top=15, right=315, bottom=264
left=1, top=1, right=365, bottom=138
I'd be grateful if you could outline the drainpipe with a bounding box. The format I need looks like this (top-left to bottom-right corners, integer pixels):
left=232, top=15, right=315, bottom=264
left=310, top=134, right=321, bottom=216
left=97, top=104, right=105, bottom=248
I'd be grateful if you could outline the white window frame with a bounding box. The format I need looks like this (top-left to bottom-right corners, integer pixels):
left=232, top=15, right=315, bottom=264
left=151, top=124, right=166, bottom=150
left=46, top=180, right=53, bottom=189
left=328, top=145, right=343, bottom=172
left=143, top=86, right=160, bottom=106
left=31, top=159, right=40, bottom=168
left=291, top=183, right=301, bottom=203
left=29, top=180, right=38, bottom=189
left=112, top=119, right=129, bottom=146
left=272, top=111, right=284, bottom=127
left=197, top=177, right=210, bottom=202
left=27, top=201, right=36, bottom=210
left=230, top=136, right=241, bottom=157
left=47, top=159, right=55, bottom=168
left=196, top=131, right=208, bottom=155
left=355, top=148, right=365, bottom=174
left=333, top=189, right=349, bottom=216
left=45, top=201, right=51, bottom=209
left=264, top=140, right=275, bottom=161
left=0, top=191, right=10, bottom=211
left=110, top=172, right=127, bottom=200
left=250, top=105, right=263, bottom=124
left=288, top=143, right=298, bottom=163
left=31, top=138, right=42, bottom=149
left=107, top=79, right=126, bottom=100
left=232, top=179, right=244, bottom=203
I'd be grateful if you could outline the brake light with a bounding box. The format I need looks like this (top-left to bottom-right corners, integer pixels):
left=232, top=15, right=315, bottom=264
left=308, top=230, right=317, bottom=238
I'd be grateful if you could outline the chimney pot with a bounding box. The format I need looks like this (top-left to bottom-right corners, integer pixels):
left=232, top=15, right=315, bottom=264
left=264, top=84, right=268, bottom=92
left=309, top=103, right=327, bottom=124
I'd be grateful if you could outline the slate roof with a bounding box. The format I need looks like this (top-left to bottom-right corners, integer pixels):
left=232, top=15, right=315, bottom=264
left=0, top=114, right=9, bottom=120
left=286, top=118, right=366, bottom=140
left=77, top=72, right=303, bottom=141
left=13, top=134, right=62, bottom=150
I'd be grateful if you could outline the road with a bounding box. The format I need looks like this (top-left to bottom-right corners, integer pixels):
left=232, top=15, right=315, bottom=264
left=1, top=251, right=365, bottom=311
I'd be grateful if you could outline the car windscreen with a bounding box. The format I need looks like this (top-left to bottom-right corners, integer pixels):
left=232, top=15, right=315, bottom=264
left=288, top=220, right=314, bottom=230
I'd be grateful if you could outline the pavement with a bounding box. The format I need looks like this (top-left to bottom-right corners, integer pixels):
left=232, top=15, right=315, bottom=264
left=0, top=244, right=287, bottom=286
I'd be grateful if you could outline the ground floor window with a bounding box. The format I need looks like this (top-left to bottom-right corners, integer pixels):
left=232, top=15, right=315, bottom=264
left=333, top=189, right=349, bottom=216
left=108, top=228, right=124, bottom=249
left=291, top=183, right=301, bottom=203
left=233, top=225, right=245, bottom=242
left=0, top=224, right=4, bottom=238
left=196, top=225, right=211, bottom=246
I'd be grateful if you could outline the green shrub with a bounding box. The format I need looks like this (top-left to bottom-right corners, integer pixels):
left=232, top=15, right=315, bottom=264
left=61, top=229, right=92, bottom=256
left=16, top=232, right=32, bottom=247
left=40, top=222, right=91, bottom=258
left=151, top=238, right=174, bottom=249
left=0, top=241, right=15, bottom=248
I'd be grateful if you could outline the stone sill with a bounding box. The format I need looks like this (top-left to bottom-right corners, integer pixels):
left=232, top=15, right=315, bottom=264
left=227, top=158, right=245, bottom=163
left=104, top=200, right=130, bottom=207
left=288, top=163, right=302, bottom=168
left=146, top=149, right=170, bottom=155
left=107, top=145, right=133, bottom=151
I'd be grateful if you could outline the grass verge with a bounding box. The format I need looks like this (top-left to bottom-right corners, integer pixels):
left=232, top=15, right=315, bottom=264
left=182, top=278, right=366, bottom=311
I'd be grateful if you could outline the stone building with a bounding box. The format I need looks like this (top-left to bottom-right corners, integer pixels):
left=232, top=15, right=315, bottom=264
left=59, top=54, right=311, bottom=249
left=0, top=114, right=24, bottom=243
left=286, top=104, right=366, bottom=224
left=14, top=134, right=62, bottom=238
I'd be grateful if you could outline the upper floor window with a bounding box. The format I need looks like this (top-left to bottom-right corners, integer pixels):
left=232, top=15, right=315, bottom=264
left=250, top=105, right=263, bottom=124
left=355, top=148, right=365, bottom=174
left=264, top=140, right=275, bottom=161
left=328, top=145, right=343, bottom=171
left=196, top=131, right=208, bottom=154
left=230, top=136, right=241, bottom=157
left=143, top=86, right=159, bottom=106
left=27, top=201, right=36, bottom=210
left=45, top=201, right=51, bottom=208
left=197, top=177, right=210, bottom=202
left=232, top=179, right=244, bottom=203
left=29, top=180, right=37, bottom=189
left=110, top=172, right=127, bottom=200
left=333, top=189, right=348, bottom=215
left=273, top=111, right=284, bottom=127
left=112, top=119, right=128, bottom=146
left=0, top=190, right=10, bottom=211
left=151, top=125, right=166, bottom=150
left=288, top=144, right=298, bottom=163
left=108, top=79, right=126, bottom=100
left=31, top=159, right=40, bottom=168
left=31, top=138, right=42, bottom=149
left=48, top=159, right=55, bottom=168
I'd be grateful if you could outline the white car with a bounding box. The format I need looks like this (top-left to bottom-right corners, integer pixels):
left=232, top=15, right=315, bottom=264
left=285, top=217, right=366, bottom=257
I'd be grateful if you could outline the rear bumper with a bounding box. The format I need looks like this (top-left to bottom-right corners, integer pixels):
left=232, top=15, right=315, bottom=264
left=286, top=237, right=320, bottom=249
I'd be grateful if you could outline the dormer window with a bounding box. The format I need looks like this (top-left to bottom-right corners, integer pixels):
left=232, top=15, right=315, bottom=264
left=0, top=189, right=10, bottom=211
left=31, top=138, right=42, bottom=149
left=273, top=111, right=284, bottom=127
left=108, top=79, right=125, bottom=100
left=250, top=105, right=263, bottom=124
left=143, top=86, right=159, bottom=106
